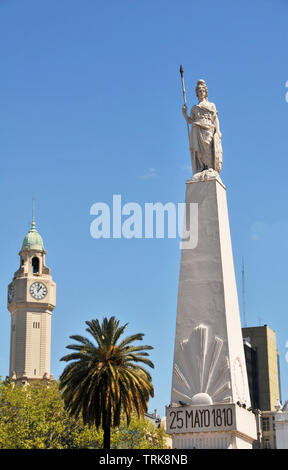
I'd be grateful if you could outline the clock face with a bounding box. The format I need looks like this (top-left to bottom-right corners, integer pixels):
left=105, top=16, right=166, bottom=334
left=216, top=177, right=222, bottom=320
left=30, top=282, right=47, bottom=300
left=8, top=284, right=14, bottom=303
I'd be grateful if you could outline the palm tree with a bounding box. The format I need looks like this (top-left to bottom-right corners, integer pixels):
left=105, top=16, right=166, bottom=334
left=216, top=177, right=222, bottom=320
left=59, top=316, right=154, bottom=449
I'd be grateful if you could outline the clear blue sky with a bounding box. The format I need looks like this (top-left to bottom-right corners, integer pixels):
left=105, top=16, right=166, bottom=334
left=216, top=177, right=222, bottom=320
left=0, top=0, right=287, bottom=415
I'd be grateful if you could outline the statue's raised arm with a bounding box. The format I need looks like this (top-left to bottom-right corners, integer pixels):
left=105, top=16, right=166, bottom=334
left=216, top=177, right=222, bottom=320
left=181, top=78, right=223, bottom=179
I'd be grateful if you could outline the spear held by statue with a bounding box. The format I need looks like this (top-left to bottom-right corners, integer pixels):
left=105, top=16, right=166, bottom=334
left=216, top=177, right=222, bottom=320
left=179, top=65, right=196, bottom=174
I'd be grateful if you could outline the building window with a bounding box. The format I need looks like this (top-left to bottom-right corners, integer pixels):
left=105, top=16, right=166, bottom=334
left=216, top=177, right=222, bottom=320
left=262, top=417, right=270, bottom=432
left=32, top=257, right=39, bottom=274
left=34, top=369, right=36, bottom=375
left=33, top=322, right=40, bottom=329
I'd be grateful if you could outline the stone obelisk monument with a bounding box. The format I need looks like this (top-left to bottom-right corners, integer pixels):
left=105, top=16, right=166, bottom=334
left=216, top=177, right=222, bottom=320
left=165, top=73, right=257, bottom=449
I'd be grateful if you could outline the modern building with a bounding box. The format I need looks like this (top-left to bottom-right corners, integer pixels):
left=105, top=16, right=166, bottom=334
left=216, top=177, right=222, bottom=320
left=242, top=325, right=283, bottom=448
left=242, top=325, right=281, bottom=412
left=7, top=213, right=56, bottom=384
left=243, top=337, right=260, bottom=410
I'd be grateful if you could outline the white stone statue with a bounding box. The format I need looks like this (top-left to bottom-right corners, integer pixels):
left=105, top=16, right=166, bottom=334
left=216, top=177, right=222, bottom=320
left=181, top=76, right=223, bottom=177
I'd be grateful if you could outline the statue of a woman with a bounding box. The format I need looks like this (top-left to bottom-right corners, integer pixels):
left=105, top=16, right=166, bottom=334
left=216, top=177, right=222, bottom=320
left=182, top=79, right=223, bottom=176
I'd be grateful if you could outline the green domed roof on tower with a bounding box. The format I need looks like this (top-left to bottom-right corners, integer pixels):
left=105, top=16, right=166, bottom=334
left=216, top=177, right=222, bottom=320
left=21, top=203, right=45, bottom=252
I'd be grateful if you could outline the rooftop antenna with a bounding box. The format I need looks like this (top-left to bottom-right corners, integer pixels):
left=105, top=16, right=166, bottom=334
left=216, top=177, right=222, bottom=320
left=242, top=257, right=247, bottom=327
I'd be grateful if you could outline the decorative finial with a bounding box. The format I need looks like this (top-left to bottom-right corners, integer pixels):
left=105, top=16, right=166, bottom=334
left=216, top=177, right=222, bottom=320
left=275, top=399, right=282, bottom=412
left=31, top=198, right=36, bottom=230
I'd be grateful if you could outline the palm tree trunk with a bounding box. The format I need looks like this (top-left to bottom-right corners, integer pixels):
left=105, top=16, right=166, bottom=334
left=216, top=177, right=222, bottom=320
left=103, top=407, right=111, bottom=450
left=103, top=424, right=111, bottom=450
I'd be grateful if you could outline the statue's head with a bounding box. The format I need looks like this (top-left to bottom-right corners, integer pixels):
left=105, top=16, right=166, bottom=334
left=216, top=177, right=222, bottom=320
left=196, top=79, right=208, bottom=100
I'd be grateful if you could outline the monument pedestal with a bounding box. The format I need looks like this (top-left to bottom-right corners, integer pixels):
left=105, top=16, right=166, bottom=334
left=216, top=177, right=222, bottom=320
left=166, top=403, right=256, bottom=449
left=166, top=175, right=257, bottom=449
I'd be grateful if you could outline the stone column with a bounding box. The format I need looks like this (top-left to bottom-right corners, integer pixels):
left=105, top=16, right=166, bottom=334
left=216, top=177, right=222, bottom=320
left=166, top=174, right=257, bottom=449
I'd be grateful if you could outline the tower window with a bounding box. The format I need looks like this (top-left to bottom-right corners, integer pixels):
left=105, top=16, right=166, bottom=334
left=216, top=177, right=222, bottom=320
left=32, top=257, right=39, bottom=274
left=33, top=322, right=40, bottom=329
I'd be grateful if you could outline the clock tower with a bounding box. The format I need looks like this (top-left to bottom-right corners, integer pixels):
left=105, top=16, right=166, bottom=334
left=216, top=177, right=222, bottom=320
left=7, top=213, right=56, bottom=384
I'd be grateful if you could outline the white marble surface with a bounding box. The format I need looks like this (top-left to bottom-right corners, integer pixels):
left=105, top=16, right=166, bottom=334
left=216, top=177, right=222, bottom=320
left=182, top=79, right=223, bottom=175
left=275, top=408, right=288, bottom=449
left=171, top=178, right=250, bottom=407
left=168, top=178, right=256, bottom=448
left=166, top=403, right=256, bottom=442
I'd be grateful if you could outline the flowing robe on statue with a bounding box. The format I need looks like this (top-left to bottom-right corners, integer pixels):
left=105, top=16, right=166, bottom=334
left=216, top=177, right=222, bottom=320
left=188, top=101, right=223, bottom=174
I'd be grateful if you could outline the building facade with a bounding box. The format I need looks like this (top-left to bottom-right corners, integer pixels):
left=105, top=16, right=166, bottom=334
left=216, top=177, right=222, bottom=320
left=7, top=215, right=56, bottom=384
left=260, top=410, right=277, bottom=449
left=242, top=325, right=283, bottom=449
left=243, top=337, right=260, bottom=410
left=259, top=401, right=288, bottom=449
left=242, top=325, right=281, bottom=412
left=275, top=401, right=288, bottom=449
